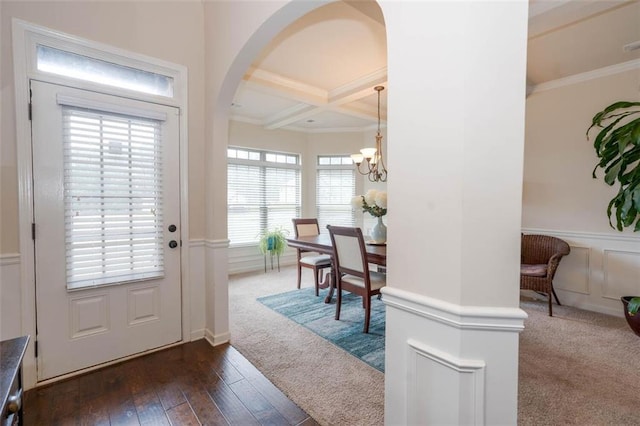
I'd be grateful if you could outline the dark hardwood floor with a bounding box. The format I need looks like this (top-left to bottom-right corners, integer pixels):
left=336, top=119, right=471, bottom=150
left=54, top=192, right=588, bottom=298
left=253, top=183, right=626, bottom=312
left=24, top=340, right=318, bottom=425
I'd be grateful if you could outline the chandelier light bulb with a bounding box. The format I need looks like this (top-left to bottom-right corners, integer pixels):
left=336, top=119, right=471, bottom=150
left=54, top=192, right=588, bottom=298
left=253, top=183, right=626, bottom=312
left=360, top=147, right=377, bottom=159
left=351, top=153, right=364, bottom=164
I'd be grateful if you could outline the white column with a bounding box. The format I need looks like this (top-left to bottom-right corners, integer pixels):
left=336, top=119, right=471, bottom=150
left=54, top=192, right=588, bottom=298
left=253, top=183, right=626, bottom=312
left=381, top=0, right=529, bottom=424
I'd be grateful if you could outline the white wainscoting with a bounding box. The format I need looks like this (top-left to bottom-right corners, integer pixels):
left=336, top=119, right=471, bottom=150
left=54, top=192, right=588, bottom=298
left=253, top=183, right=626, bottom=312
left=0, top=253, right=22, bottom=340
left=523, top=228, right=640, bottom=317
left=228, top=244, right=297, bottom=275
left=383, top=287, right=526, bottom=425
left=204, top=239, right=231, bottom=346
left=188, top=239, right=206, bottom=340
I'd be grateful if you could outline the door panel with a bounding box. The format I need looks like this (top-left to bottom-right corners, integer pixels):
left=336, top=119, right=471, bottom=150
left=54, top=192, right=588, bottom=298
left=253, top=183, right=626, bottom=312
left=31, top=80, right=182, bottom=380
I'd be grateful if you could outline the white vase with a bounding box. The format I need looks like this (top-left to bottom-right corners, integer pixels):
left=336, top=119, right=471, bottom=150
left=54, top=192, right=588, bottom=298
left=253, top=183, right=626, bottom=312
left=370, top=216, right=387, bottom=243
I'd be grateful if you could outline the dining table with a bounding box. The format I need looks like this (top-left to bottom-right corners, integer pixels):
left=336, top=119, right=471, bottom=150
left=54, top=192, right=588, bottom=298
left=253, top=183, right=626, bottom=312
left=286, top=233, right=387, bottom=303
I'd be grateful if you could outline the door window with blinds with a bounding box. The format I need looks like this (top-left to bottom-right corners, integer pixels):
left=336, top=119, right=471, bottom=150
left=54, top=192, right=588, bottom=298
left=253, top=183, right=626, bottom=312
left=63, top=105, right=165, bottom=289
left=316, top=155, right=356, bottom=230
left=227, top=147, right=301, bottom=245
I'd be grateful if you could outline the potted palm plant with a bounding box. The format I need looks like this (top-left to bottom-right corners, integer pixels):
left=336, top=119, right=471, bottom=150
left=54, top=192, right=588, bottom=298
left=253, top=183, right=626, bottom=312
left=587, top=101, right=640, bottom=334
left=258, top=226, right=289, bottom=272
left=621, top=297, right=640, bottom=337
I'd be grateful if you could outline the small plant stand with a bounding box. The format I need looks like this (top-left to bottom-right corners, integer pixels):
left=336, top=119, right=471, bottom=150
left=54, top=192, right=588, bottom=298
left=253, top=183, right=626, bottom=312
left=263, top=235, right=281, bottom=273
left=264, top=252, right=280, bottom=273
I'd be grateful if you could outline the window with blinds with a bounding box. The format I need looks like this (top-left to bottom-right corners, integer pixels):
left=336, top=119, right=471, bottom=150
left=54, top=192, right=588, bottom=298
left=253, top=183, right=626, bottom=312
left=63, top=107, right=164, bottom=289
left=316, top=155, right=356, bottom=231
left=228, top=147, right=301, bottom=246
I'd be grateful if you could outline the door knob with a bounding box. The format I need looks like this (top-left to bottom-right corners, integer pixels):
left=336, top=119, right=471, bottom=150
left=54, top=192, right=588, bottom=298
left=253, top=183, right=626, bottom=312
left=168, top=224, right=177, bottom=232
left=169, top=240, right=178, bottom=249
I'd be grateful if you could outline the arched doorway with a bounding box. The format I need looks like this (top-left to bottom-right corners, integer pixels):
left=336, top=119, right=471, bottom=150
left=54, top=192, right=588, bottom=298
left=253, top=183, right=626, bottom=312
left=213, top=2, right=388, bottom=423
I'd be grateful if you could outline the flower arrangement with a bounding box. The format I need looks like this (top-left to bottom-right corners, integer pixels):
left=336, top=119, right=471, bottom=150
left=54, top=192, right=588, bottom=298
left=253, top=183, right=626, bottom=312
left=351, top=189, right=387, bottom=217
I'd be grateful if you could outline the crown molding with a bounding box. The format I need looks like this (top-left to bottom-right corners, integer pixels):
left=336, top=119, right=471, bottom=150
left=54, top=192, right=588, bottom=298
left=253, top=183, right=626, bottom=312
left=529, top=58, right=640, bottom=94
left=528, top=0, right=630, bottom=39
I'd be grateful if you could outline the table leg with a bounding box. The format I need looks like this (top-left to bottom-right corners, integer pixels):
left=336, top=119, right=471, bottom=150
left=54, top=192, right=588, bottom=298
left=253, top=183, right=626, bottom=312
left=323, top=268, right=336, bottom=304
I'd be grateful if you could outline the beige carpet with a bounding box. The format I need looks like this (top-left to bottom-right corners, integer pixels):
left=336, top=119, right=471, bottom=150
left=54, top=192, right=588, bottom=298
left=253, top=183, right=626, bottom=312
left=229, top=266, right=640, bottom=426
left=229, top=266, right=384, bottom=426
left=518, top=295, right=639, bottom=426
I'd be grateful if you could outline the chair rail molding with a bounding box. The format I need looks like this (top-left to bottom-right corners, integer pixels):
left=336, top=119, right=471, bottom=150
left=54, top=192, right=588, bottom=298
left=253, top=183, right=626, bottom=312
left=522, top=227, right=640, bottom=243
left=382, top=287, right=528, bottom=332
left=205, top=238, right=230, bottom=250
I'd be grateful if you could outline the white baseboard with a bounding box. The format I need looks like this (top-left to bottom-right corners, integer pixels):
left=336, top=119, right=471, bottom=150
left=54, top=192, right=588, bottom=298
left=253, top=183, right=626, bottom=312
left=205, top=329, right=230, bottom=346
left=189, top=328, right=206, bottom=341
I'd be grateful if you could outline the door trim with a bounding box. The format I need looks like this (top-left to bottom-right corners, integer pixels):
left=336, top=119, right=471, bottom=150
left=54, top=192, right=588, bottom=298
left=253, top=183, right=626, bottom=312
left=12, top=19, right=191, bottom=389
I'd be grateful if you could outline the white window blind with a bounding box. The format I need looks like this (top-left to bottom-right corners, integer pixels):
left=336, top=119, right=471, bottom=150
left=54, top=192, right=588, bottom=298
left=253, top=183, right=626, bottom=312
left=63, top=107, right=164, bottom=289
left=228, top=147, right=301, bottom=245
left=316, top=155, right=356, bottom=231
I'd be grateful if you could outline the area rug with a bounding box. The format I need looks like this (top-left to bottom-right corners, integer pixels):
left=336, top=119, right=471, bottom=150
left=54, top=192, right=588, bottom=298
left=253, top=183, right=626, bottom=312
left=257, top=287, right=386, bottom=372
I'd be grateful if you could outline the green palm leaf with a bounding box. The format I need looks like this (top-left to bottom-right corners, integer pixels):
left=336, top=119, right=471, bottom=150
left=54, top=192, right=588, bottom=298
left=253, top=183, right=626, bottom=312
left=587, top=102, right=640, bottom=232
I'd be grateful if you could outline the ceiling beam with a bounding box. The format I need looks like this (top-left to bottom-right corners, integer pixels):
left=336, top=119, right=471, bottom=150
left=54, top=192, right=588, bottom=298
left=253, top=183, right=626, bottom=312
left=256, top=67, right=387, bottom=129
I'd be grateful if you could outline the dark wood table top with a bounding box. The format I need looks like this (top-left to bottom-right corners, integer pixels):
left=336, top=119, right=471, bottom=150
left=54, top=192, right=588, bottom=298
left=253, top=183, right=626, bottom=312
left=1, top=335, right=29, bottom=410
left=286, top=234, right=386, bottom=267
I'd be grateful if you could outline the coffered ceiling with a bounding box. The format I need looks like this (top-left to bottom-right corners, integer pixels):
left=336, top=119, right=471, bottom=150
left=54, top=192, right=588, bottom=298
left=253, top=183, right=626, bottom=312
left=230, top=0, right=640, bottom=133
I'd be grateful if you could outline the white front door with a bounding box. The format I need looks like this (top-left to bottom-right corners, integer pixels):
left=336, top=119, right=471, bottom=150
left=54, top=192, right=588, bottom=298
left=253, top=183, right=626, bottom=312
left=31, top=80, right=182, bottom=381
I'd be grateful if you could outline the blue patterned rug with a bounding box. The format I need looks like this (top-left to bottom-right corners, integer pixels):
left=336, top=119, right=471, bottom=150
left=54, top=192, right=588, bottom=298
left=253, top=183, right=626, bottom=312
left=257, top=287, right=385, bottom=372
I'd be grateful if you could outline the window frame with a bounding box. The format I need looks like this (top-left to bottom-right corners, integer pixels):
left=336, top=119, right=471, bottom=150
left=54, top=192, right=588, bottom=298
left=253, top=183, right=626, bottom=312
left=316, top=154, right=356, bottom=231
left=227, top=146, right=302, bottom=247
left=18, top=18, right=184, bottom=105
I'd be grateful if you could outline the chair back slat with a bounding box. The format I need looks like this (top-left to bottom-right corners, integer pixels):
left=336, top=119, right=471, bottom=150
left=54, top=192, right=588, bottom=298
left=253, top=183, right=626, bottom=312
left=333, top=234, right=365, bottom=273
left=328, top=225, right=369, bottom=280
left=292, top=218, right=321, bottom=238
left=297, top=223, right=320, bottom=237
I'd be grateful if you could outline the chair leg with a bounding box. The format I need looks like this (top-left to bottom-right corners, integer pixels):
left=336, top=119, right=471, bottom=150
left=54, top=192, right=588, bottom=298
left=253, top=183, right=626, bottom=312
left=363, top=296, right=371, bottom=333
left=552, top=287, right=562, bottom=306
left=313, top=267, right=320, bottom=296
left=296, top=263, right=302, bottom=289
left=548, top=292, right=553, bottom=317
left=335, top=286, right=342, bottom=321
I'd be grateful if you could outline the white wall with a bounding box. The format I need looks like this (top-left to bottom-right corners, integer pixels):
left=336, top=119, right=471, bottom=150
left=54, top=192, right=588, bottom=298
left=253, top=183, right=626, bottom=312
left=524, top=67, right=640, bottom=316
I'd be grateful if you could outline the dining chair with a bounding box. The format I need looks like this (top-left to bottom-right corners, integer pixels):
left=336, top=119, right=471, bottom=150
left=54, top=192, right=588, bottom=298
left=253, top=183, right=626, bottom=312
left=292, top=218, right=332, bottom=296
left=327, top=225, right=386, bottom=333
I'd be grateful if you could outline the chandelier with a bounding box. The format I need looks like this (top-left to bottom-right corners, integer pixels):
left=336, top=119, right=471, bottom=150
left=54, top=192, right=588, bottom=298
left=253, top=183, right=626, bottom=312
left=351, top=86, right=387, bottom=182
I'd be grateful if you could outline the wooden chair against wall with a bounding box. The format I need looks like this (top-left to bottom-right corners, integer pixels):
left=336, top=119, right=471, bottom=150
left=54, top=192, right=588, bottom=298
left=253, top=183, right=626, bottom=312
left=520, top=234, right=571, bottom=316
left=292, top=218, right=332, bottom=296
left=328, top=225, right=386, bottom=333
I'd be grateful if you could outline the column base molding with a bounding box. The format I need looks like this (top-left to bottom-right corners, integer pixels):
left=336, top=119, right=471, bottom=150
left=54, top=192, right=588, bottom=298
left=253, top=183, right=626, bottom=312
left=382, top=287, right=527, bottom=425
